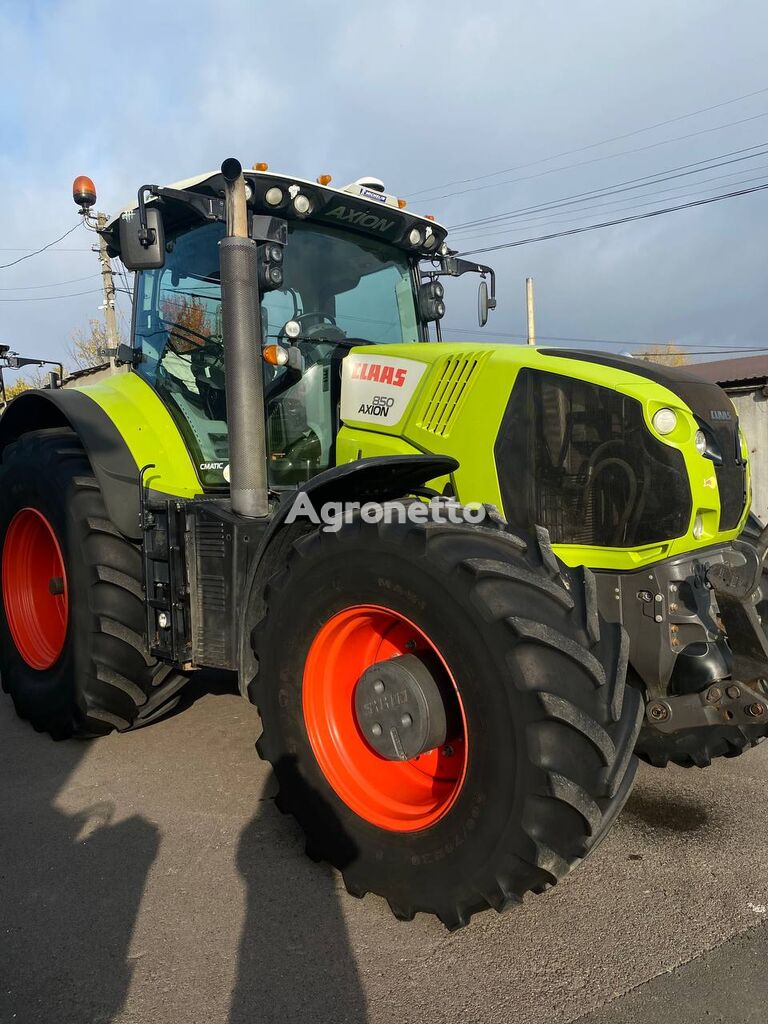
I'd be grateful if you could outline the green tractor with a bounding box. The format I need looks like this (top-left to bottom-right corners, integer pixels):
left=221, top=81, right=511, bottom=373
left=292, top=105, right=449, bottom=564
left=1, top=158, right=766, bottom=928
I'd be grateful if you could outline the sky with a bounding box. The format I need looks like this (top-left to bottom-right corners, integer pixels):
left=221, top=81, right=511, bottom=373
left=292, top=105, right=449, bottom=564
left=0, top=0, right=767, bottom=380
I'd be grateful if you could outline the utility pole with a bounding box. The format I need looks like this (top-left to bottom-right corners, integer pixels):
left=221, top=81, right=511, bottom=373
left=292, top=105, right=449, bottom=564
left=96, top=211, right=118, bottom=366
left=526, top=277, right=536, bottom=346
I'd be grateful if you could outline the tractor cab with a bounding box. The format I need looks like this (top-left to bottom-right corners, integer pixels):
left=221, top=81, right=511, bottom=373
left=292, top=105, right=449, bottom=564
left=105, top=166, right=495, bottom=489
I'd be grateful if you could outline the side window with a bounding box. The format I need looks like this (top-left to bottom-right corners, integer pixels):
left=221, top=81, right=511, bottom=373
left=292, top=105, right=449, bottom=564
left=135, top=222, right=228, bottom=489
left=134, top=222, right=333, bottom=488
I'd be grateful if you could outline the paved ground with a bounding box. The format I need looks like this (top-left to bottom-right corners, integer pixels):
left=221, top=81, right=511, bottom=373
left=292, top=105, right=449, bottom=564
left=2, top=675, right=768, bottom=1024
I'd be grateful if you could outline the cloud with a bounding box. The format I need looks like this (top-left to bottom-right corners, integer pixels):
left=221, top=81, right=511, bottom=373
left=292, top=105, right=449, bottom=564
left=0, top=0, right=766, bottom=367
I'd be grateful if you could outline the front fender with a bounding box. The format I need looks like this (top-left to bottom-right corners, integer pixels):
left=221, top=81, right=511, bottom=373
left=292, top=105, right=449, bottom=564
left=237, top=454, right=459, bottom=696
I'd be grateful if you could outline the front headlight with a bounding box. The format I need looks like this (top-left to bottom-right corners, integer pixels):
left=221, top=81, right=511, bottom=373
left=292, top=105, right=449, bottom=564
left=695, top=429, right=707, bottom=454
left=652, top=407, right=677, bottom=435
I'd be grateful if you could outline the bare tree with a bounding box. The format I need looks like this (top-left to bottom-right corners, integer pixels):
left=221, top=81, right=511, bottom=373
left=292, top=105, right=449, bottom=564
left=1, top=367, right=50, bottom=403
left=634, top=342, right=690, bottom=367
left=68, top=319, right=121, bottom=371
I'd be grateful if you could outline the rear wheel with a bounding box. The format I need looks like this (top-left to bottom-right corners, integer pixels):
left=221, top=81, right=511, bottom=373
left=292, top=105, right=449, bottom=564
left=0, top=428, right=187, bottom=739
left=250, top=513, right=643, bottom=928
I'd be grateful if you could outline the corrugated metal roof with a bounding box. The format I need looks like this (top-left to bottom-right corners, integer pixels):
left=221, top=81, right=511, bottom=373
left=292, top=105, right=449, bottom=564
left=690, top=355, right=768, bottom=387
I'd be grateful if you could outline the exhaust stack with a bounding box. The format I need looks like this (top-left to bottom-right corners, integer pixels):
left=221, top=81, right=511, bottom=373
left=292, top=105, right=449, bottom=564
left=218, top=158, right=269, bottom=518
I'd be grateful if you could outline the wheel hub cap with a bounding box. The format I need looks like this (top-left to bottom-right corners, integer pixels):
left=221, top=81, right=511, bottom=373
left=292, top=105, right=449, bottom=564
left=354, top=653, right=449, bottom=761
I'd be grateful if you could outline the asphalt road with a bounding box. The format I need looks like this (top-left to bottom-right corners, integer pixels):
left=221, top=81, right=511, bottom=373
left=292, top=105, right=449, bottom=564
left=2, top=674, right=768, bottom=1024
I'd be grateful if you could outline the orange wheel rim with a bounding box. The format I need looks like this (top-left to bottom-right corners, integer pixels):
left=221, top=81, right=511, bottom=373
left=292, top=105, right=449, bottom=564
left=303, top=605, right=468, bottom=832
left=2, top=508, right=68, bottom=670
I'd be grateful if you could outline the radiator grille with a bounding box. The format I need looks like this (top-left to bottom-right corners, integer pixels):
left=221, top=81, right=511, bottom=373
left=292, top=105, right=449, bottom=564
left=418, top=356, right=480, bottom=437
left=495, top=369, right=692, bottom=547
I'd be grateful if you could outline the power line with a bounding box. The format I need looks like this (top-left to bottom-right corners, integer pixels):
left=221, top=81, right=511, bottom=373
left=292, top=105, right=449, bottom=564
left=0, top=223, right=83, bottom=270
left=407, top=85, right=768, bottom=199
left=452, top=168, right=768, bottom=245
left=0, top=247, right=91, bottom=253
left=441, top=326, right=768, bottom=350
left=0, top=274, right=98, bottom=292
left=0, top=288, right=102, bottom=303
left=414, top=111, right=768, bottom=205
left=457, top=181, right=768, bottom=256
left=448, top=143, right=768, bottom=232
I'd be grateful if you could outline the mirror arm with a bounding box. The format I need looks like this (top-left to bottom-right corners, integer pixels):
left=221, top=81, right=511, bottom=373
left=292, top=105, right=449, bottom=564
left=485, top=266, right=497, bottom=310
left=424, top=256, right=497, bottom=310
left=136, top=185, right=226, bottom=248
left=136, top=185, right=159, bottom=248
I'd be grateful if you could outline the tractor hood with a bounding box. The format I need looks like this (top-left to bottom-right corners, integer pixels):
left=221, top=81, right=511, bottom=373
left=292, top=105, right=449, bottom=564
left=335, top=342, right=750, bottom=571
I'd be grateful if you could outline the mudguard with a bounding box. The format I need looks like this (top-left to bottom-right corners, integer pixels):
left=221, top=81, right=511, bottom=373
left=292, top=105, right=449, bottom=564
left=236, top=454, right=459, bottom=695
left=0, top=389, right=143, bottom=540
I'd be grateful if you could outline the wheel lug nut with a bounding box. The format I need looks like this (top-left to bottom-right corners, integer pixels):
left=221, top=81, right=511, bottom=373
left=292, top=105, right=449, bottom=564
left=400, top=713, right=412, bottom=728
left=373, top=680, right=385, bottom=694
left=371, top=723, right=382, bottom=737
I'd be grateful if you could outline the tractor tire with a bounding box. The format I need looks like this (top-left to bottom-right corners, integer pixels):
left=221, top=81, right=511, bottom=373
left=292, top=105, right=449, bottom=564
left=0, top=427, right=187, bottom=739
left=250, top=512, right=643, bottom=929
left=635, top=718, right=767, bottom=769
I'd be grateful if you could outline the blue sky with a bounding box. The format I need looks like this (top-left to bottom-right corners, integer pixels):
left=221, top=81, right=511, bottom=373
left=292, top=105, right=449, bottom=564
left=0, top=0, right=767, bottom=375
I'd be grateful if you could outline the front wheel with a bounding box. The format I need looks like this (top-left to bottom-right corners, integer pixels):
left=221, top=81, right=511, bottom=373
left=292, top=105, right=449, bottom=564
left=250, top=514, right=642, bottom=928
left=0, top=428, right=187, bottom=738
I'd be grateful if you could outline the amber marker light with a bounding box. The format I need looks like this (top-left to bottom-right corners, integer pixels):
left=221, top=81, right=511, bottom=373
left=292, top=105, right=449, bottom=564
left=262, top=344, right=289, bottom=366
left=72, top=175, right=97, bottom=210
left=397, top=198, right=407, bottom=209
left=252, top=162, right=269, bottom=172
left=316, top=174, right=333, bottom=185
left=425, top=214, right=436, bottom=221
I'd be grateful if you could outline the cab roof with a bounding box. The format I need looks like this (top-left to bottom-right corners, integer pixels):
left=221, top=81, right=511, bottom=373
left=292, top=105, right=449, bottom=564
left=107, top=167, right=448, bottom=258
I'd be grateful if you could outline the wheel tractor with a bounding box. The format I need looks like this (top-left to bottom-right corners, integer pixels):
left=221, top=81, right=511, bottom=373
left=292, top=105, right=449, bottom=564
left=1, top=158, right=766, bottom=929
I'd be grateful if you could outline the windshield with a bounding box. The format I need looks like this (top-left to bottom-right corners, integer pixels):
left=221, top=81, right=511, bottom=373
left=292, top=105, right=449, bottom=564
left=134, top=220, right=420, bottom=490
left=262, top=222, right=420, bottom=344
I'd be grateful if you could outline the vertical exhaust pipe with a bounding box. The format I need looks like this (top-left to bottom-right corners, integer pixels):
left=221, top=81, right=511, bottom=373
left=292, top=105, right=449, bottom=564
left=219, top=158, right=269, bottom=518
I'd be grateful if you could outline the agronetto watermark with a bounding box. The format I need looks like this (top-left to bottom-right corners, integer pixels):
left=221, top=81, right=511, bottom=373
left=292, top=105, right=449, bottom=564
left=284, top=493, right=489, bottom=534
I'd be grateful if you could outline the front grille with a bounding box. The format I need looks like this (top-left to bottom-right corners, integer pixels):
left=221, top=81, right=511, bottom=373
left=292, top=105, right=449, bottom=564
left=494, top=369, right=692, bottom=547
left=708, top=419, right=747, bottom=530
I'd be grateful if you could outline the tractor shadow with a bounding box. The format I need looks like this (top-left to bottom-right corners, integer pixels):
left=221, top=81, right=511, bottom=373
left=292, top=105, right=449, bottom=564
left=0, top=677, right=368, bottom=1023
left=229, top=758, right=368, bottom=1024
left=622, top=786, right=712, bottom=834
left=0, top=700, right=158, bottom=1024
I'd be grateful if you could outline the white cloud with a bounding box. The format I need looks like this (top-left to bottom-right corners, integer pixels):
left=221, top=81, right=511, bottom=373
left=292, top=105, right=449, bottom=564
left=0, top=0, right=766, bottom=365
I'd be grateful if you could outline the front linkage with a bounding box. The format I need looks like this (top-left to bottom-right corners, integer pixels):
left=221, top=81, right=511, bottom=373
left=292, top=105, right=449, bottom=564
left=596, top=530, right=768, bottom=766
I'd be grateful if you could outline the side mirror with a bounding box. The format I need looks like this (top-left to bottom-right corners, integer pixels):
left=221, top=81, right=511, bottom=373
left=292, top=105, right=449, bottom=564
left=478, top=276, right=497, bottom=327
left=118, top=207, right=165, bottom=271
left=478, top=280, right=489, bottom=327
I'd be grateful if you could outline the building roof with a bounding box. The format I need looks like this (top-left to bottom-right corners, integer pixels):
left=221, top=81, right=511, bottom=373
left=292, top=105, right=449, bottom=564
left=691, top=355, right=768, bottom=387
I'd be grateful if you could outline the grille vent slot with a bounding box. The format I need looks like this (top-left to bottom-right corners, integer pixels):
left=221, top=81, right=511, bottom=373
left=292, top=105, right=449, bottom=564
left=196, top=521, right=226, bottom=558
left=418, top=356, right=480, bottom=436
